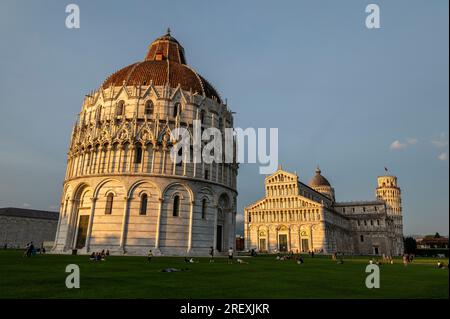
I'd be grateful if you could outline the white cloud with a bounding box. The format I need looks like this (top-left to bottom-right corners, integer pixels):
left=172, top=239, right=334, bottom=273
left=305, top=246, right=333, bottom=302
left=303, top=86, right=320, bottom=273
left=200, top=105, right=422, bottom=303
left=22, top=203, right=31, bottom=208
left=432, top=133, right=449, bottom=148
left=390, top=138, right=419, bottom=150
left=390, top=140, right=408, bottom=150
left=406, top=138, right=418, bottom=145
left=236, top=214, right=244, bottom=223
left=438, top=152, right=448, bottom=161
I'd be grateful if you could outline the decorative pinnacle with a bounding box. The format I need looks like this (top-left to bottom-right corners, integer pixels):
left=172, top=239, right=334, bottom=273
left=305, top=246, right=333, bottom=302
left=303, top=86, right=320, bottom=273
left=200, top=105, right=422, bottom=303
left=166, top=27, right=171, bottom=36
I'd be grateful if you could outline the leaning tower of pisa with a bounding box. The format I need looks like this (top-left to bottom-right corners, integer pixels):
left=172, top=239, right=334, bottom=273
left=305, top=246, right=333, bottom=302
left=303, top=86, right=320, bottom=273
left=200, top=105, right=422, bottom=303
left=376, top=175, right=404, bottom=255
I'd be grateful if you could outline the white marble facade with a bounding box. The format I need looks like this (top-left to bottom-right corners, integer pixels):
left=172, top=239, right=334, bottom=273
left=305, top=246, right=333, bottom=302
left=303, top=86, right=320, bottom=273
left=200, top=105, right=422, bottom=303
left=52, top=31, right=238, bottom=256
left=245, top=168, right=404, bottom=256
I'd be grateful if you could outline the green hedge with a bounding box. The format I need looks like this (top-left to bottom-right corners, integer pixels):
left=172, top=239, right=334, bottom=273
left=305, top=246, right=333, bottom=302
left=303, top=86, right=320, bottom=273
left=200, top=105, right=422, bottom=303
left=415, top=248, right=449, bottom=257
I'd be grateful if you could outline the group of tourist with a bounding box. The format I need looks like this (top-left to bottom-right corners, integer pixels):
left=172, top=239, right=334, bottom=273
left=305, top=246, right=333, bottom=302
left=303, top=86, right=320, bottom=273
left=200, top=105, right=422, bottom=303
left=89, top=250, right=109, bottom=261
left=23, top=242, right=36, bottom=257
left=275, top=252, right=305, bottom=265
left=23, top=242, right=46, bottom=257
left=402, top=253, right=415, bottom=266
left=381, top=254, right=395, bottom=264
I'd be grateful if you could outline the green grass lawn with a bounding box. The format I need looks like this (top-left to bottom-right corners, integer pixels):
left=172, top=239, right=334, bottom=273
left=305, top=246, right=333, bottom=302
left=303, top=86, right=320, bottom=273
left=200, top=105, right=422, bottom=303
left=0, top=250, right=448, bottom=299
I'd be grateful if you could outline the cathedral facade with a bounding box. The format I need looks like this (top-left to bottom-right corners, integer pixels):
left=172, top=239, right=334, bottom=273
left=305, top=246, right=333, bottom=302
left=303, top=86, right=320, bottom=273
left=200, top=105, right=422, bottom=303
left=52, top=31, right=238, bottom=256
left=244, top=167, right=404, bottom=256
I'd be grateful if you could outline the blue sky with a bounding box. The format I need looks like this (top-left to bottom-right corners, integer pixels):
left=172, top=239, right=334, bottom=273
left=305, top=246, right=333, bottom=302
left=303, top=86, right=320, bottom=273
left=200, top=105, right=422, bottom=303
left=0, top=0, right=448, bottom=236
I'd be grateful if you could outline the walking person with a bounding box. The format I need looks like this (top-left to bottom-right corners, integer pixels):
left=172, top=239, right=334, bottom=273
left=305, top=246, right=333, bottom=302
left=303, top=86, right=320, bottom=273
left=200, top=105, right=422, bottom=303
left=228, top=247, right=234, bottom=264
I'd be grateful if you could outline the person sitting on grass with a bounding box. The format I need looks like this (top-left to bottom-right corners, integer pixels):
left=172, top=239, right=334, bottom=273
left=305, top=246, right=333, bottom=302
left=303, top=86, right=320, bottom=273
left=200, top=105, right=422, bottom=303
left=184, top=257, right=196, bottom=263
left=437, top=261, right=447, bottom=269
left=297, top=257, right=304, bottom=264
left=337, top=258, right=344, bottom=264
left=106, top=249, right=110, bottom=256
left=96, top=252, right=102, bottom=261
left=89, top=252, right=96, bottom=261
left=237, top=258, right=248, bottom=264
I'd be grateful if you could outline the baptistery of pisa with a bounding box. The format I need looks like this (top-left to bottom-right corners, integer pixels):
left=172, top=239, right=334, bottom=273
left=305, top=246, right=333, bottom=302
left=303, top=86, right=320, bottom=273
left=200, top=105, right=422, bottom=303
left=52, top=30, right=238, bottom=256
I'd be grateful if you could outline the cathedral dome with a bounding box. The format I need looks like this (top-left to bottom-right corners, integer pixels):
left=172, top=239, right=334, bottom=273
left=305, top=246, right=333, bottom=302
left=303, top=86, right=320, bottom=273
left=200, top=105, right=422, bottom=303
left=308, top=167, right=331, bottom=187
left=102, top=29, right=222, bottom=103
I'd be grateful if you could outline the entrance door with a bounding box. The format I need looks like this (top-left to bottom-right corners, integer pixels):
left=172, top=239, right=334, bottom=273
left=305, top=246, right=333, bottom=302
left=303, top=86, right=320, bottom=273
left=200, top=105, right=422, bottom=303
left=259, top=238, right=267, bottom=252
left=301, top=239, right=309, bottom=252
left=373, top=246, right=379, bottom=255
left=216, top=225, right=223, bottom=252
left=278, top=234, right=288, bottom=252
left=75, top=215, right=89, bottom=249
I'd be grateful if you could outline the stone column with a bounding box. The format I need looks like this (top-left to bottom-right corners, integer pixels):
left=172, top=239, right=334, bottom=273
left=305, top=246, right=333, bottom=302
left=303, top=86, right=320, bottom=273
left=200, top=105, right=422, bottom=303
left=64, top=199, right=77, bottom=251
left=85, top=197, right=98, bottom=252
left=151, top=146, right=156, bottom=173
left=187, top=200, right=195, bottom=253
left=117, top=145, right=123, bottom=173
left=52, top=201, right=64, bottom=251
left=119, top=196, right=130, bottom=253
left=161, top=150, right=167, bottom=174
left=213, top=205, right=218, bottom=252
left=140, top=144, right=147, bottom=173
left=309, top=224, right=314, bottom=252
left=106, top=144, right=113, bottom=173
left=288, top=226, right=291, bottom=252
left=154, top=198, right=164, bottom=249
left=128, top=145, right=135, bottom=172
left=65, top=157, right=71, bottom=179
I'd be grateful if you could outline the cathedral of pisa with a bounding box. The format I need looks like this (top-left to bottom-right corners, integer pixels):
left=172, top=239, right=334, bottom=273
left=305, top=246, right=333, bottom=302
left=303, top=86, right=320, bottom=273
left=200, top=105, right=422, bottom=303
left=244, top=167, right=404, bottom=256
left=52, top=30, right=238, bottom=256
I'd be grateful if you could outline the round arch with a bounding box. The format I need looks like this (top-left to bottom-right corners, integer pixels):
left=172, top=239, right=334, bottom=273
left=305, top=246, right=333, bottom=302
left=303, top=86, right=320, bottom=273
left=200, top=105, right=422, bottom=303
left=127, top=180, right=162, bottom=199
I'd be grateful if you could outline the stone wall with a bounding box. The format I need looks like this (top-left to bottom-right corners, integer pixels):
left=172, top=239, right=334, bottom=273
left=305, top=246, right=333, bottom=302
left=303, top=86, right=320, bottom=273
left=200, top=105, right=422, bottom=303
left=0, top=215, right=58, bottom=249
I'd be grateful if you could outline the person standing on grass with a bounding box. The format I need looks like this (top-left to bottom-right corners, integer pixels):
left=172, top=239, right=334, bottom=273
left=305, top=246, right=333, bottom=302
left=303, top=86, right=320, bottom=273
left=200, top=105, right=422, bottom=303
left=209, top=246, right=214, bottom=263
left=147, top=249, right=153, bottom=262
left=228, top=247, right=234, bottom=264
left=29, top=242, right=35, bottom=257
left=402, top=254, right=408, bottom=266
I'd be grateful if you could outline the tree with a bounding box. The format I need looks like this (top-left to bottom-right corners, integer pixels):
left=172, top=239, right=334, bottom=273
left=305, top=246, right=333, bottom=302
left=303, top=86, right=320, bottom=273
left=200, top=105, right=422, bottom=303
left=403, top=237, right=417, bottom=254
left=434, top=232, right=441, bottom=238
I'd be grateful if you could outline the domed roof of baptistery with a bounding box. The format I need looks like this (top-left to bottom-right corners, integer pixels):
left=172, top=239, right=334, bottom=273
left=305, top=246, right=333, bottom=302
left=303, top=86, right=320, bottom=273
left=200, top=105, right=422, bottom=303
left=308, top=167, right=331, bottom=187
left=102, top=29, right=222, bottom=103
